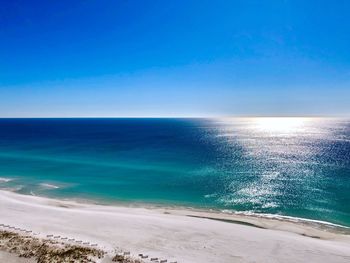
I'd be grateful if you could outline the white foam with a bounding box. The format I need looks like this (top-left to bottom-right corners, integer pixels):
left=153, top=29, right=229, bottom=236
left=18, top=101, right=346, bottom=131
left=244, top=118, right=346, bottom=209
left=2, top=186, right=24, bottom=192
left=0, top=177, right=12, bottom=183
left=204, top=193, right=218, bottom=198
left=39, top=183, right=60, bottom=189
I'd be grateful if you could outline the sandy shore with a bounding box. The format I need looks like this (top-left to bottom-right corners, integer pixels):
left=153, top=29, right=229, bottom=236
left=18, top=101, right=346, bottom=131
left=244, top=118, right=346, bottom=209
left=1, top=190, right=350, bottom=263
left=0, top=251, right=35, bottom=263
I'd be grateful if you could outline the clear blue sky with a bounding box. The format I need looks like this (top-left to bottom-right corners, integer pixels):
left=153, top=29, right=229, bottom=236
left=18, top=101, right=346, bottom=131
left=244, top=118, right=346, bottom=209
left=0, top=0, right=349, bottom=117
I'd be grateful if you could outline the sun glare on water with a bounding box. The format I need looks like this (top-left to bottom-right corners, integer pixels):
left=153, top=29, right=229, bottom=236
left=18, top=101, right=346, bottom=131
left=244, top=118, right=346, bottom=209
left=251, top=117, right=309, bottom=134
left=217, top=117, right=317, bottom=136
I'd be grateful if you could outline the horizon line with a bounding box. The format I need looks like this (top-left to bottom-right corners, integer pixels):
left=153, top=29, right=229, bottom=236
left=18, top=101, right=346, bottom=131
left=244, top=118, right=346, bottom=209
left=0, top=115, right=348, bottom=119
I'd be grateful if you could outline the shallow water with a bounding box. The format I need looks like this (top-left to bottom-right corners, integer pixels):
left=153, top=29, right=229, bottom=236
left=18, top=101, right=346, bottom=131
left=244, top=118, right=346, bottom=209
left=0, top=118, right=349, bottom=226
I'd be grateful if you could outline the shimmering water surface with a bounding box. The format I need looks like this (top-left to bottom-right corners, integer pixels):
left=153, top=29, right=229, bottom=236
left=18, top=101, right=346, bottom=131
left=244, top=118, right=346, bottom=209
left=0, top=118, right=349, bottom=226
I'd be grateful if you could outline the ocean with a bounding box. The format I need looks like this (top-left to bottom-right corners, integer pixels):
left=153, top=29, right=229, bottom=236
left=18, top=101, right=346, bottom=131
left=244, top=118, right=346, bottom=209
left=0, top=118, right=349, bottom=227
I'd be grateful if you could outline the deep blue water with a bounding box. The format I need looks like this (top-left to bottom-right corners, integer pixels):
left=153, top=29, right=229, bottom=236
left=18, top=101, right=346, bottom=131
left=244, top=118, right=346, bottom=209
left=0, top=118, right=349, bottom=227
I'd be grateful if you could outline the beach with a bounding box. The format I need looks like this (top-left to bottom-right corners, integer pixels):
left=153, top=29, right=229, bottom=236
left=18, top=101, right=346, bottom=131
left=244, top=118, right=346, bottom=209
left=2, top=0, right=350, bottom=261
left=1, top=190, right=350, bottom=263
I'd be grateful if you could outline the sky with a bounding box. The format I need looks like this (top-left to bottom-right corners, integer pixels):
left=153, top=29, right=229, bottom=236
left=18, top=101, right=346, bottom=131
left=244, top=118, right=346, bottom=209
left=0, top=0, right=349, bottom=117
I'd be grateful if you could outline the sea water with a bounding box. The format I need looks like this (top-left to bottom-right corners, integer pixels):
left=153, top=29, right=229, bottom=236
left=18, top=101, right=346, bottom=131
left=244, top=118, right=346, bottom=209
left=0, top=118, right=349, bottom=227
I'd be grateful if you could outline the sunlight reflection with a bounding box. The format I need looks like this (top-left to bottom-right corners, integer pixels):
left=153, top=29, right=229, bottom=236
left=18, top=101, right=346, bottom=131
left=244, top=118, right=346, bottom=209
left=251, top=117, right=308, bottom=134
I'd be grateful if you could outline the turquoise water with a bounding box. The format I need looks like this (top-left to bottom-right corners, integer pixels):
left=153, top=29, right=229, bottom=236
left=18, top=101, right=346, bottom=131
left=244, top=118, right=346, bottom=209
left=0, top=118, right=349, bottom=227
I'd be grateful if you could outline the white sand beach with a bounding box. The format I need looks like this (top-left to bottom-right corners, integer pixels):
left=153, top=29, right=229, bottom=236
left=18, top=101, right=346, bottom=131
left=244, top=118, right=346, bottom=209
left=0, top=251, right=35, bottom=263
left=1, top=190, right=350, bottom=263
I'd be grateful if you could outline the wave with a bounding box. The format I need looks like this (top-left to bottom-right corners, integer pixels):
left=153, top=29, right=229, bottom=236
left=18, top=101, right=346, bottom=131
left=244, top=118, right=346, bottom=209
left=221, top=209, right=350, bottom=229
left=39, top=183, right=60, bottom=189
left=1, top=185, right=24, bottom=192
left=204, top=193, right=218, bottom=198
left=0, top=177, right=13, bottom=183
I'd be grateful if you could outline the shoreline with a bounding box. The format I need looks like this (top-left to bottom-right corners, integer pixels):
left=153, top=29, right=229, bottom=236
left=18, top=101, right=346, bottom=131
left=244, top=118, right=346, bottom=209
left=1, top=190, right=350, bottom=262
left=2, top=187, right=349, bottom=234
